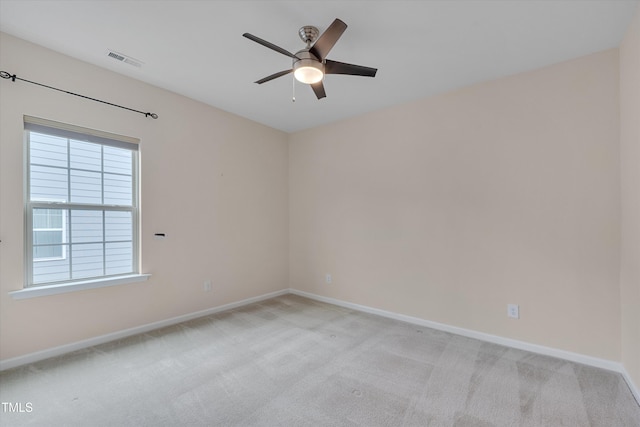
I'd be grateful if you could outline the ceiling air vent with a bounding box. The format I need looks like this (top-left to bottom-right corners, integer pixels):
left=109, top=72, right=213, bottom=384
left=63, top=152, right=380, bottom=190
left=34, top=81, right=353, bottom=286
left=107, top=50, right=143, bottom=68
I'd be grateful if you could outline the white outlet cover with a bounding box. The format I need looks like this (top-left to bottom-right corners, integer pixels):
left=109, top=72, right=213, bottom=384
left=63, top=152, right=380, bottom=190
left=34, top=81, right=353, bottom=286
left=507, top=304, right=519, bottom=319
left=325, top=274, right=332, bottom=284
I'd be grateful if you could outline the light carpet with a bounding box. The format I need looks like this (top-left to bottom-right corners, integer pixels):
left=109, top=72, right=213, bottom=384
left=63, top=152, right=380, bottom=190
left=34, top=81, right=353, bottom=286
left=1, top=294, right=638, bottom=426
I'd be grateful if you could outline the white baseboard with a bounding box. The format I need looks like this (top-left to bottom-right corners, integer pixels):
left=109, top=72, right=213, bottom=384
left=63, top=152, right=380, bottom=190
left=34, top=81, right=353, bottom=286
left=289, top=289, right=639, bottom=394
left=2, top=286, right=639, bottom=406
left=621, top=367, right=640, bottom=406
left=0, top=289, right=288, bottom=371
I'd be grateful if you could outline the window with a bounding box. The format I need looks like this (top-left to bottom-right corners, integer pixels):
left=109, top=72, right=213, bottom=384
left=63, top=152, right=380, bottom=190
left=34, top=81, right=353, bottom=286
left=25, top=117, right=140, bottom=287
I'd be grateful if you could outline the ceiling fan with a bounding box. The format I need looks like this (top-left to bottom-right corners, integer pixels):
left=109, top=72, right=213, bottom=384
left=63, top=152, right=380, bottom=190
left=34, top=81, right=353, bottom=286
left=243, top=18, right=377, bottom=100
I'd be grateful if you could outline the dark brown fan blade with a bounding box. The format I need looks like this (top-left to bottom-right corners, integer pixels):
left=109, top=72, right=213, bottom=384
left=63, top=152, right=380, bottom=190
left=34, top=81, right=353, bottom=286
left=311, top=81, right=326, bottom=99
left=243, top=33, right=299, bottom=59
left=255, top=69, right=293, bottom=84
left=309, top=19, right=347, bottom=60
left=325, top=59, right=377, bottom=77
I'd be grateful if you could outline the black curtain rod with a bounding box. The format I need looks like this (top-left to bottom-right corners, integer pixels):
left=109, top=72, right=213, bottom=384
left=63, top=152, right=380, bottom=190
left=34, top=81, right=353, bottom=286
left=0, top=70, right=158, bottom=119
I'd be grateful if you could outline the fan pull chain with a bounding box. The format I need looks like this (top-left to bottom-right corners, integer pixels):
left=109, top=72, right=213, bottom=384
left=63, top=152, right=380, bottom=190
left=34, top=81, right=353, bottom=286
left=292, top=74, right=296, bottom=102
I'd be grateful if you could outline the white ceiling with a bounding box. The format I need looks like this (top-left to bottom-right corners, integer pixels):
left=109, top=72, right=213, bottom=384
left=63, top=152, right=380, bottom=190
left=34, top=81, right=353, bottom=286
left=1, top=0, right=637, bottom=133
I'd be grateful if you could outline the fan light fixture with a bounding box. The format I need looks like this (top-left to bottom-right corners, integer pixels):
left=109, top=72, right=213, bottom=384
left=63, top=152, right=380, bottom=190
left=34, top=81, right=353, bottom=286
left=293, top=54, right=324, bottom=84
left=293, top=49, right=324, bottom=85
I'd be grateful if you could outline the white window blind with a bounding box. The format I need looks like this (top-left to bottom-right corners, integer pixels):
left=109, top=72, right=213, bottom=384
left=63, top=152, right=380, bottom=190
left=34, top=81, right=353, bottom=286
left=24, top=117, right=140, bottom=287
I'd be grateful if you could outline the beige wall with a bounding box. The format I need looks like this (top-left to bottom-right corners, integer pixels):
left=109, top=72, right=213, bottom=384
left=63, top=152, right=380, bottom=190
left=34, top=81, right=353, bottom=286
left=289, top=49, right=621, bottom=361
left=620, top=7, right=640, bottom=390
left=0, top=33, right=289, bottom=360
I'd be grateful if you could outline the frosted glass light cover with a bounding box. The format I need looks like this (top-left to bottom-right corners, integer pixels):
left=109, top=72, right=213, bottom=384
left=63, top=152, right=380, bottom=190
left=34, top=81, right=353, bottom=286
left=294, top=66, right=323, bottom=84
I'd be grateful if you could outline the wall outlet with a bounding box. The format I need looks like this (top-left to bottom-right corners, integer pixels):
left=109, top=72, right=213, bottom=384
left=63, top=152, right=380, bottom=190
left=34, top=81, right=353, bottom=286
left=325, top=274, right=332, bottom=284
left=203, top=280, right=212, bottom=292
left=507, top=304, right=519, bottom=319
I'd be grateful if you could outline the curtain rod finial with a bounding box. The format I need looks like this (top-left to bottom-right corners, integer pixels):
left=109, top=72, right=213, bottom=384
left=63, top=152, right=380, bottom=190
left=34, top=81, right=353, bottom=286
left=0, top=70, right=16, bottom=81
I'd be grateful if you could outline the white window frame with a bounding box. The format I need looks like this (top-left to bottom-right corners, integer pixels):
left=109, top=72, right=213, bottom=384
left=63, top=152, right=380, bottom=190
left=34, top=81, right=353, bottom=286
left=13, top=116, right=149, bottom=299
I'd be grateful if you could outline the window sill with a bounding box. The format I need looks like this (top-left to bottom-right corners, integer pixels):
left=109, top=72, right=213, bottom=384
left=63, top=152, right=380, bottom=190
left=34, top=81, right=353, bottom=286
left=9, top=274, right=151, bottom=300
